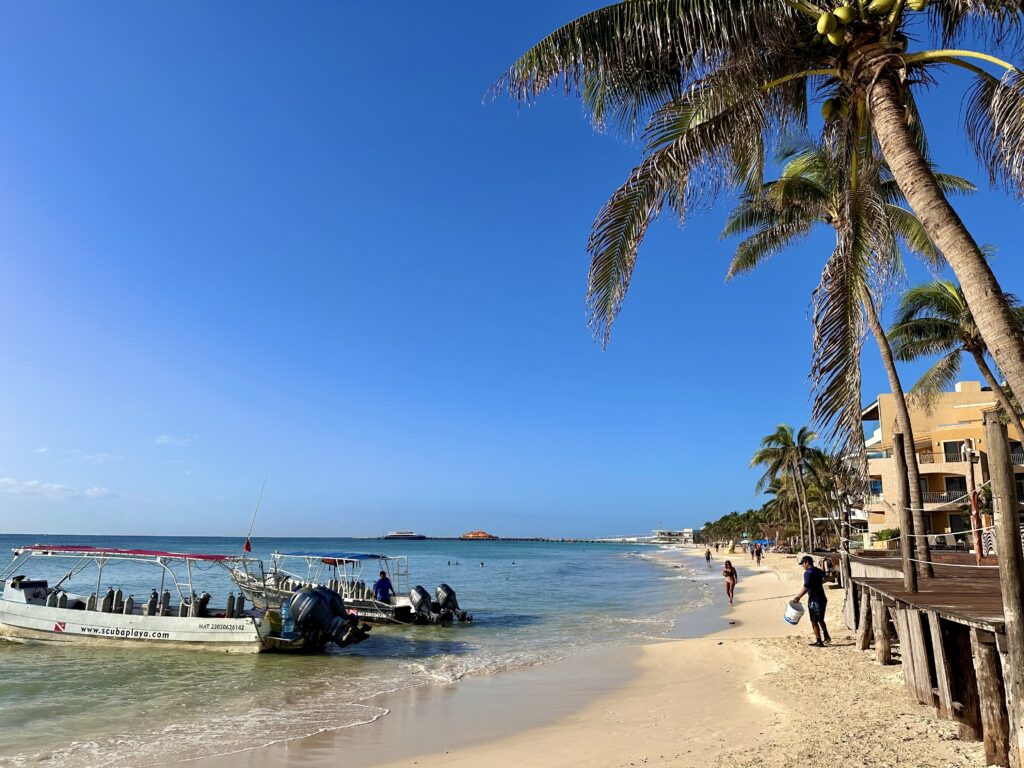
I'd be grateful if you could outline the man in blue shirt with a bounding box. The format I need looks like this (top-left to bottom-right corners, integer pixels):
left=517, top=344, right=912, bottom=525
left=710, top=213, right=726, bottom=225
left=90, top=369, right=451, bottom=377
left=793, top=555, right=831, bottom=647
left=373, top=571, right=395, bottom=603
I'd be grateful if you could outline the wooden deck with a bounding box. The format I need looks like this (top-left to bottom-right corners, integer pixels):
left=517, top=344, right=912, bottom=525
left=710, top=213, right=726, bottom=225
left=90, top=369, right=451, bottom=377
left=855, top=574, right=1005, bottom=632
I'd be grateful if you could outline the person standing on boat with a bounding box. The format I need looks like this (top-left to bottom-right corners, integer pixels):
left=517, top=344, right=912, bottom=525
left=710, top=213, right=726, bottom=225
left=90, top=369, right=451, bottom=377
left=722, top=560, right=738, bottom=605
left=373, top=571, right=395, bottom=604
left=793, top=555, right=831, bottom=647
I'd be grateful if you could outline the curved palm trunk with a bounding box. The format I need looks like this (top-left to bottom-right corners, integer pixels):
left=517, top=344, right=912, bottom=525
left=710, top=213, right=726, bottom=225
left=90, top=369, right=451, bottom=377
left=869, top=74, right=1024, bottom=409
left=864, top=295, right=933, bottom=576
left=971, top=350, right=1024, bottom=445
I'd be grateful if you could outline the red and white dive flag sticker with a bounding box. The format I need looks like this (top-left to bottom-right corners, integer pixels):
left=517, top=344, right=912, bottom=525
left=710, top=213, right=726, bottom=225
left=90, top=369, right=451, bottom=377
left=53, top=622, right=66, bottom=632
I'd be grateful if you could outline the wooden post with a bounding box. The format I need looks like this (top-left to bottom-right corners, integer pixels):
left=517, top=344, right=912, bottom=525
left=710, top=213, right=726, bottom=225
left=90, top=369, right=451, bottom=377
left=972, top=626, right=1011, bottom=767
left=927, top=611, right=954, bottom=719
left=947, top=622, right=982, bottom=741
left=857, top=589, right=873, bottom=651
left=984, top=413, right=1024, bottom=767
left=908, top=609, right=935, bottom=707
left=895, top=606, right=918, bottom=697
left=843, top=553, right=857, bottom=631
left=968, top=439, right=983, bottom=565
left=872, top=596, right=892, bottom=664
left=893, top=433, right=918, bottom=592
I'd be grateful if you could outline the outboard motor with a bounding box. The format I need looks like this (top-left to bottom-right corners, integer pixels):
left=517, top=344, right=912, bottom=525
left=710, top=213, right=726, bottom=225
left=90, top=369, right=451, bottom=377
left=410, top=585, right=451, bottom=625
left=196, top=592, right=211, bottom=618
left=435, top=584, right=471, bottom=623
left=287, top=587, right=370, bottom=650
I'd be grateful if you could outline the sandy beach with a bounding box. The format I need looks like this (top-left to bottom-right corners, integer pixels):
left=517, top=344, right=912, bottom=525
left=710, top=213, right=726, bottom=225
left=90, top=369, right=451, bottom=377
left=180, top=550, right=987, bottom=768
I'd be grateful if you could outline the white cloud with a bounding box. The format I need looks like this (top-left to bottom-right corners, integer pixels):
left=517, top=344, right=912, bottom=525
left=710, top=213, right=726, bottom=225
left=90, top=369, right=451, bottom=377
left=69, top=449, right=122, bottom=462
left=83, top=486, right=116, bottom=499
left=154, top=435, right=191, bottom=447
left=34, top=447, right=48, bottom=454
left=0, top=477, right=118, bottom=500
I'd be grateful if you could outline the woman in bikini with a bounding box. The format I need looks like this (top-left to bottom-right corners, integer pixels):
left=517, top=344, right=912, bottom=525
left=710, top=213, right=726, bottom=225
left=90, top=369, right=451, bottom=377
left=722, top=560, right=738, bottom=605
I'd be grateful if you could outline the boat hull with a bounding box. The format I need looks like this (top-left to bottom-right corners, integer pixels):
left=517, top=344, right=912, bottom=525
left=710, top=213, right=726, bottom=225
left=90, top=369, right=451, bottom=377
left=0, top=600, right=271, bottom=653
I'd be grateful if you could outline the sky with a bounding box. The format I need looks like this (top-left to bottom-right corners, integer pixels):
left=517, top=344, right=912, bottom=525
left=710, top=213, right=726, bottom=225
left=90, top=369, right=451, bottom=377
left=0, top=2, right=1022, bottom=538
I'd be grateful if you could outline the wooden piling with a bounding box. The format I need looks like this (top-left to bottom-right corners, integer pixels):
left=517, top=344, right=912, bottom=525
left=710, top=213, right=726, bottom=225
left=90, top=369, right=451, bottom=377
left=895, top=606, right=918, bottom=698
left=948, top=622, right=983, bottom=741
left=872, top=596, right=892, bottom=664
left=907, top=609, right=935, bottom=707
left=857, top=588, right=873, bottom=651
left=972, top=626, right=1011, bottom=767
left=926, top=611, right=954, bottom=718
left=984, top=414, right=1024, bottom=767
left=892, top=433, right=917, bottom=593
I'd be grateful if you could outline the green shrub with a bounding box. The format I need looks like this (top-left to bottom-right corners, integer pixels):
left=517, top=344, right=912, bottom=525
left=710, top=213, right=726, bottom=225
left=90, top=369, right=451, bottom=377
left=875, top=528, right=900, bottom=541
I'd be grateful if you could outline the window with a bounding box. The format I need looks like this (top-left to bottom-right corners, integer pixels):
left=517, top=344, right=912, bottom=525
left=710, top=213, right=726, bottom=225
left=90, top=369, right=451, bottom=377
left=944, top=476, right=967, bottom=495
left=1016, top=475, right=1024, bottom=500
left=943, top=441, right=965, bottom=462
left=869, top=478, right=883, bottom=495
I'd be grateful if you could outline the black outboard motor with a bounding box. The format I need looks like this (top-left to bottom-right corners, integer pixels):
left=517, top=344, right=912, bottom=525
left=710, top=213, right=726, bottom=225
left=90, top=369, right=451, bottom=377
left=435, top=583, right=471, bottom=623
left=288, top=587, right=371, bottom=649
left=410, top=585, right=452, bottom=626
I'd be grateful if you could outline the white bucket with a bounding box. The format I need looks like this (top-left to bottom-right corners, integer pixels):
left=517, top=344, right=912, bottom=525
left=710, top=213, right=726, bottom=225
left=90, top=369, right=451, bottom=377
left=784, top=600, right=805, bottom=625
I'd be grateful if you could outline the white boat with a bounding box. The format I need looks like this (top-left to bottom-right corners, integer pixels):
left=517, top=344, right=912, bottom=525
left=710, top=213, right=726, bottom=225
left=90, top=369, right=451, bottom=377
left=383, top=531, right=427, bottom=540
left=233, top=550, right=470, bottom=626
left=0, top=545, right=370, bottom=653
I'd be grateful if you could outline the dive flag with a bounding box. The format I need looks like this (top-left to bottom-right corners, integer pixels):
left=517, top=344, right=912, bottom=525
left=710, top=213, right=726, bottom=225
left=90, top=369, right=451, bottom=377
left=243, top=537, right=252, bottom=553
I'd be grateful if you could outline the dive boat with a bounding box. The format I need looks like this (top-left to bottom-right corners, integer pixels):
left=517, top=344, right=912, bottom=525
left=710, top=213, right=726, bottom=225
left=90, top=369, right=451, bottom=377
left=383, top=531, right=426, bottom=540
left=233, top=551, right=471, bottom=626
left=0, top=545, right=370, bottom=653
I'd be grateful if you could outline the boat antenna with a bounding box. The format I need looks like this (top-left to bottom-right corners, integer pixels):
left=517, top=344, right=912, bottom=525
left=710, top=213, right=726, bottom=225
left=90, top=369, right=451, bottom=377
left=244, top=467, right=270, bottom=555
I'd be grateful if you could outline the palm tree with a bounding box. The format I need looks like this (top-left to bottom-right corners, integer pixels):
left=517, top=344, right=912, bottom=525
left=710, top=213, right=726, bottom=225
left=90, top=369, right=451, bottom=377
left=499, top=1, right=1024, bottom=406
left=752, top=424, right=819, bottom=551
left=723, top=141, right=970, bottom=571
left=763, top=475, right=805, bottom=546
left=888, top=279, right=1024, bottom=442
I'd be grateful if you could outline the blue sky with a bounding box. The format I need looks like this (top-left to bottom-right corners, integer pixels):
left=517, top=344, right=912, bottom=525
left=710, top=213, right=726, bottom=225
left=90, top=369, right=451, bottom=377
left=0, top=3, right=1021, bottom=537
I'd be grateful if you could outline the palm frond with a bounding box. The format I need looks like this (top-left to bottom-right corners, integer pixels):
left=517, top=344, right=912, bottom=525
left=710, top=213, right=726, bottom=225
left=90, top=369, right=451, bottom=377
left=908, top=352, right=963, bottom=411
left=965, top=70, right=1024, bottom=198
left=884, top=204, right=942, bottom=268
left=496, top=0, right=804, bottom=128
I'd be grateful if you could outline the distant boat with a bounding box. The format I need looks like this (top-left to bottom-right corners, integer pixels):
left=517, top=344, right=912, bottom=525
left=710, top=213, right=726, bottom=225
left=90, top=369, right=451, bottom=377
left=383, top=531, right=426, bottom=540
left=460, top=530, right=497, bottom=540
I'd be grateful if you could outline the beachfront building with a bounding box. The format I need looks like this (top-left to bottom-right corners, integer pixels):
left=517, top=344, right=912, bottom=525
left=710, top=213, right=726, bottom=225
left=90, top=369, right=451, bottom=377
left=653, top=528, right=694, bottom=545
left=860, top=380, right=1023, bottom=533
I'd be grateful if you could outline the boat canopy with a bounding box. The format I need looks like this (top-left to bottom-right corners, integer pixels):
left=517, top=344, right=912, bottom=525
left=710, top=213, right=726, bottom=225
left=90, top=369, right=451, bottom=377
left=278, top=551, right=390, bottom=562
left=14, top=544, right=246, bottom=563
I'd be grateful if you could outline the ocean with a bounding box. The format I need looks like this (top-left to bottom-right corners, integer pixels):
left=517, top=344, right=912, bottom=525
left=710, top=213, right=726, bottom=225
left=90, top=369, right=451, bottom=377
left=0, top=534, right=715, bottom=767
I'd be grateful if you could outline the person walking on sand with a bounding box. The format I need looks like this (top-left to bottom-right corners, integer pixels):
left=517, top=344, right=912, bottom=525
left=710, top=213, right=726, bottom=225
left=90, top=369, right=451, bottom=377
left=755, top=544, right=762, bottom=566
left=722, top=560, right=738, bottom=605
left=793, top=555, right=831, bottom=647
left=704, top=548, right=713, bottom=569
left=714, top=543, right=720, bottom=554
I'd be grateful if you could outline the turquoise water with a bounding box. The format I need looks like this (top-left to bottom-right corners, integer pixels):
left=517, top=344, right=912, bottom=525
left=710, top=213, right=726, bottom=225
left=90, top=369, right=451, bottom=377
left=0, top=535, right=712, bottom=767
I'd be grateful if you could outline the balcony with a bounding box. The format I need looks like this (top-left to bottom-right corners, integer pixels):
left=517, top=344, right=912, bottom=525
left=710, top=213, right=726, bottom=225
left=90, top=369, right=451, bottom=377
left=1013, top=451, right=1024, bottom=465
left=921, top=489, right=969, bottom=506
left=917, top=451, right=965, bottom=464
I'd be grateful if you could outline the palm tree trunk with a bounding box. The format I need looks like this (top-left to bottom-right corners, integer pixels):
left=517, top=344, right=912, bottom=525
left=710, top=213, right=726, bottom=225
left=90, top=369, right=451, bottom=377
left=869, top=73, right=1024, bottom=410
left=971, top=349, right=1024, bottom=445
left=864, top=294, right=933, bottom=576
left=794, top=462, right=816, bottom=551
left=795, top=496, right=806, bottom=551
